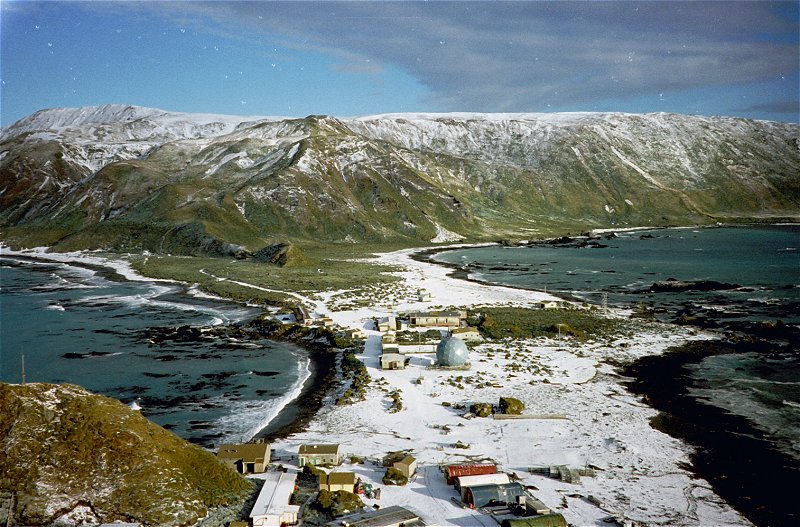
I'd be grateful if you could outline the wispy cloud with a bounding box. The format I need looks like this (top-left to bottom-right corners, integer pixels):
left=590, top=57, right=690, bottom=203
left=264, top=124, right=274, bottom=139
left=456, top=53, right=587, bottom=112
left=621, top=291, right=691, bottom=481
left=80, top=1, right=800, bottom=116
left=738, top=100, right=800, bottom=114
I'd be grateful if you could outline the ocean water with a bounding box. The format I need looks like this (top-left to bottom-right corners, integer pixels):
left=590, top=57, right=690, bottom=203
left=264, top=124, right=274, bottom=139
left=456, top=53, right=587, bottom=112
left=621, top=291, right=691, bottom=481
left=0, top=256, right=310, bottom=447
left=434, top=225, right=800, bottom=461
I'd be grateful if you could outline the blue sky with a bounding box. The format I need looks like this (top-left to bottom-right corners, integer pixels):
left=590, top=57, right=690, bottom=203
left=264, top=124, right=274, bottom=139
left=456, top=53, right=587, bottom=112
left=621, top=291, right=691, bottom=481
left=1, top=1, right=798, bottom=126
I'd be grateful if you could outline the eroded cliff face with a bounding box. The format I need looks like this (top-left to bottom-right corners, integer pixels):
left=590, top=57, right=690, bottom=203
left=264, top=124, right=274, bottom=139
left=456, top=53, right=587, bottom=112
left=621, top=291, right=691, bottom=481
left=1, top=105, right=798, bottom=253
left=0, top=382, right=253, bottom=526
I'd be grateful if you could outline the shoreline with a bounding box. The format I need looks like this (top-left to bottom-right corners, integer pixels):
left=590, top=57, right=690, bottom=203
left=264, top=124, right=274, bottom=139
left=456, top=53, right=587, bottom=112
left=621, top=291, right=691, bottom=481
left=0, top=246, right=340, bottom=448
left=623, top=339, right=800, bottom=527
left=412, top=229, right=798, bottom=527
left=3, top=228, right=793, bottom=525
left=252, top=347, right=338, bottom=443
left=409, top=244, right=590, bottom=305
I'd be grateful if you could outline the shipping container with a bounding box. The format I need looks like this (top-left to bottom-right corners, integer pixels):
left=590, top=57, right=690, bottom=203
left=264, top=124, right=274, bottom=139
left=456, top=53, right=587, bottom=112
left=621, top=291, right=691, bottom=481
left=445, top=463, right=497, bottom=484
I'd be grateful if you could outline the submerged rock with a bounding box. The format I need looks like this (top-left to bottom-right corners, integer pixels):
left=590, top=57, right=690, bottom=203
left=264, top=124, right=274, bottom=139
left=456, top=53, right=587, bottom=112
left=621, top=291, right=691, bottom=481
left=649, top=278, right=741, bottom=293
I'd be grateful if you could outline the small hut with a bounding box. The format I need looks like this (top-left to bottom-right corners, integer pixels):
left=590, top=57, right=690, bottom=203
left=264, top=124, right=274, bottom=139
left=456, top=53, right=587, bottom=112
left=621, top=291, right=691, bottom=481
left=393, top=455, right=417, bottom=479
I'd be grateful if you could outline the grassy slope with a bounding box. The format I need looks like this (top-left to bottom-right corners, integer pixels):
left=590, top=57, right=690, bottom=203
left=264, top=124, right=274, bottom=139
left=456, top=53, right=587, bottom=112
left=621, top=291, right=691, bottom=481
left=0, top=383, right=253, bottom=527
left=130, top=242, right=410, bottom=308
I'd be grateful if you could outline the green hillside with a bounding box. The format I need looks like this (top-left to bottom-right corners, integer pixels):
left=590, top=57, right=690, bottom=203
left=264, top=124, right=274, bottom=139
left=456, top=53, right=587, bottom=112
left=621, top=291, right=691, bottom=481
left=0, top=383, right=253, bottom=526
left=1, top=108, right=797, bottom=254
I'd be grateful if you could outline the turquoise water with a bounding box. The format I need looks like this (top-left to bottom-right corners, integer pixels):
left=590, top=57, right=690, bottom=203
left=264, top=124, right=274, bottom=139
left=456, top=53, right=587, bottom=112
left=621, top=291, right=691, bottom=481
left=0, top=256, right=310, bottom=447
left=436, top=225, right=800, bottom=323
left=435, top=225, right=800, bottom=461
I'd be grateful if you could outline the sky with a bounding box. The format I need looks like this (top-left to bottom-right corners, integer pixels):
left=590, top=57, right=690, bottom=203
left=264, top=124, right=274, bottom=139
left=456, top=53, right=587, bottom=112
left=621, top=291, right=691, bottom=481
left=1, top=1, right=798, bottom=126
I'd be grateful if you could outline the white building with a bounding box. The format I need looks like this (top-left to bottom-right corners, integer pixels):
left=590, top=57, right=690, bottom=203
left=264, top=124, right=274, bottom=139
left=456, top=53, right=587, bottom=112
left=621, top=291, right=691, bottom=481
left=250, top=471, right=300, bottom=527
left=455, top=472, right=511, bottom=499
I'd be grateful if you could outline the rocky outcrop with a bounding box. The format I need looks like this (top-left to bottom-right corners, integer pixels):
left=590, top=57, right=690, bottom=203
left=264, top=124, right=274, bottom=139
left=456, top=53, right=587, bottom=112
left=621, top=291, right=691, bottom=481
left=0, top=383, right=253, bottom=526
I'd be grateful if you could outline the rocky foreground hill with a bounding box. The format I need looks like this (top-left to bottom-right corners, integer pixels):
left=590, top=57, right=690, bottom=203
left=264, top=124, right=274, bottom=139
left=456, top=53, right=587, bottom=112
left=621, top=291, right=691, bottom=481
left=1, top=105, right=798, bottom=254
left=0, top=382, right=252, bottom=526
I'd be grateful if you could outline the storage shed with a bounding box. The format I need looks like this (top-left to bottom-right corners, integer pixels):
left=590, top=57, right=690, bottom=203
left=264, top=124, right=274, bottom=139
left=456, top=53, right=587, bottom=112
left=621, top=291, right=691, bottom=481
left=380, top=353, right=406, bottom=370
left=216, top=442, right=271, bottom=474
left=393, top=455, right=417, bottom=479
left=445, top=463, right=497, bottom=485
left=455, top=472, right=510, bottom=495
left=463, top=482, right=525, bottom=508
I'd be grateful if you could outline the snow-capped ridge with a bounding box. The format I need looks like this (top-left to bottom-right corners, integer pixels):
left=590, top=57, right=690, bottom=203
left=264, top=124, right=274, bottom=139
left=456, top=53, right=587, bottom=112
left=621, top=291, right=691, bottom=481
left=0, top=104, right=279, bottom=143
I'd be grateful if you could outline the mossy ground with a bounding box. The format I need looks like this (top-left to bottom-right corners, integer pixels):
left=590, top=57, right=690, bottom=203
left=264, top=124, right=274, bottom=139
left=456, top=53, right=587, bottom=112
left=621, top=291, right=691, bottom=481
left=0, top=383, right=252, bottom=527
left=472, top=306, right=629, bottom=341
left=130, top=242, right=409, bottom=307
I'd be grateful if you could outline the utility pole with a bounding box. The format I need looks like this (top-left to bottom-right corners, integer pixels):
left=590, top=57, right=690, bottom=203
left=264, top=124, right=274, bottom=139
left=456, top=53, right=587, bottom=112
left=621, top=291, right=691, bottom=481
left=602, top=292, right=608, bottom=315
left=21, top=353, right=26, bottom=385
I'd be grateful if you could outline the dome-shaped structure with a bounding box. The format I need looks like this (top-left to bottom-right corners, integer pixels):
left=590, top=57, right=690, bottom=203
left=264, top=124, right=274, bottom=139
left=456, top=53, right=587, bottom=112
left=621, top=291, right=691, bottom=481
left=436, top=336, right=469, bottom=367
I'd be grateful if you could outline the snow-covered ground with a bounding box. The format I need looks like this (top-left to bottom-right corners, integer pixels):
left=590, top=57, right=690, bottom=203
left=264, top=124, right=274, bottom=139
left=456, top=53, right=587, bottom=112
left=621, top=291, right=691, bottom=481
left=268, top=246, right=752, bottom=527
left=1, top=243, right=752, bottom=526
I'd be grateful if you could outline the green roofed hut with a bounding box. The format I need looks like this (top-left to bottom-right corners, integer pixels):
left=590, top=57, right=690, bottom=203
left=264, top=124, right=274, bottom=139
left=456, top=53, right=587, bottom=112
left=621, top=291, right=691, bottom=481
left=463, top=482, right=525, bottom=508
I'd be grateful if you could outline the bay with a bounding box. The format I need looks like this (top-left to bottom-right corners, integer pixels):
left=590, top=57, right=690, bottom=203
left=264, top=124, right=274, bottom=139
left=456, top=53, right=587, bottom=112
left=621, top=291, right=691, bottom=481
left=434, top=225, right=800, bottom=458
left=435, top=224, right=800, bottom=526
left=0, top=256, right=310, bottom=447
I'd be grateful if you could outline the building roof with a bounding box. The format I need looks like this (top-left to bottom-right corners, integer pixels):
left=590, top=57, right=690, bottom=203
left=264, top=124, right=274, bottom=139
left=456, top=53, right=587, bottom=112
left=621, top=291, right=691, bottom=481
left=299, top=443, right=340, bottom=456
left=320, top=471, right=356, bottom=486
left=250, top=471, right=299, bottom=520
left=446, top=463, right=497, bottom=480
left=407, top=310, right=462, bottom=318
left=395, top=455, right=416, bottom=466
left=216, top=442, right=270, bottom=462
left=465, top=482, right=525, bottom=507
left=456, top=472, right=510, bottom=489
left=326, top=505, right=425, bottom=527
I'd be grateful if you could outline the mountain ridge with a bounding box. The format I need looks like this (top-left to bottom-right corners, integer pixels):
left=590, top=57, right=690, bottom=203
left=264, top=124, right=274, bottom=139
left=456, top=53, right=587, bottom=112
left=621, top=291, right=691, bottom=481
left=1, top=105, right=798, bottom=254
